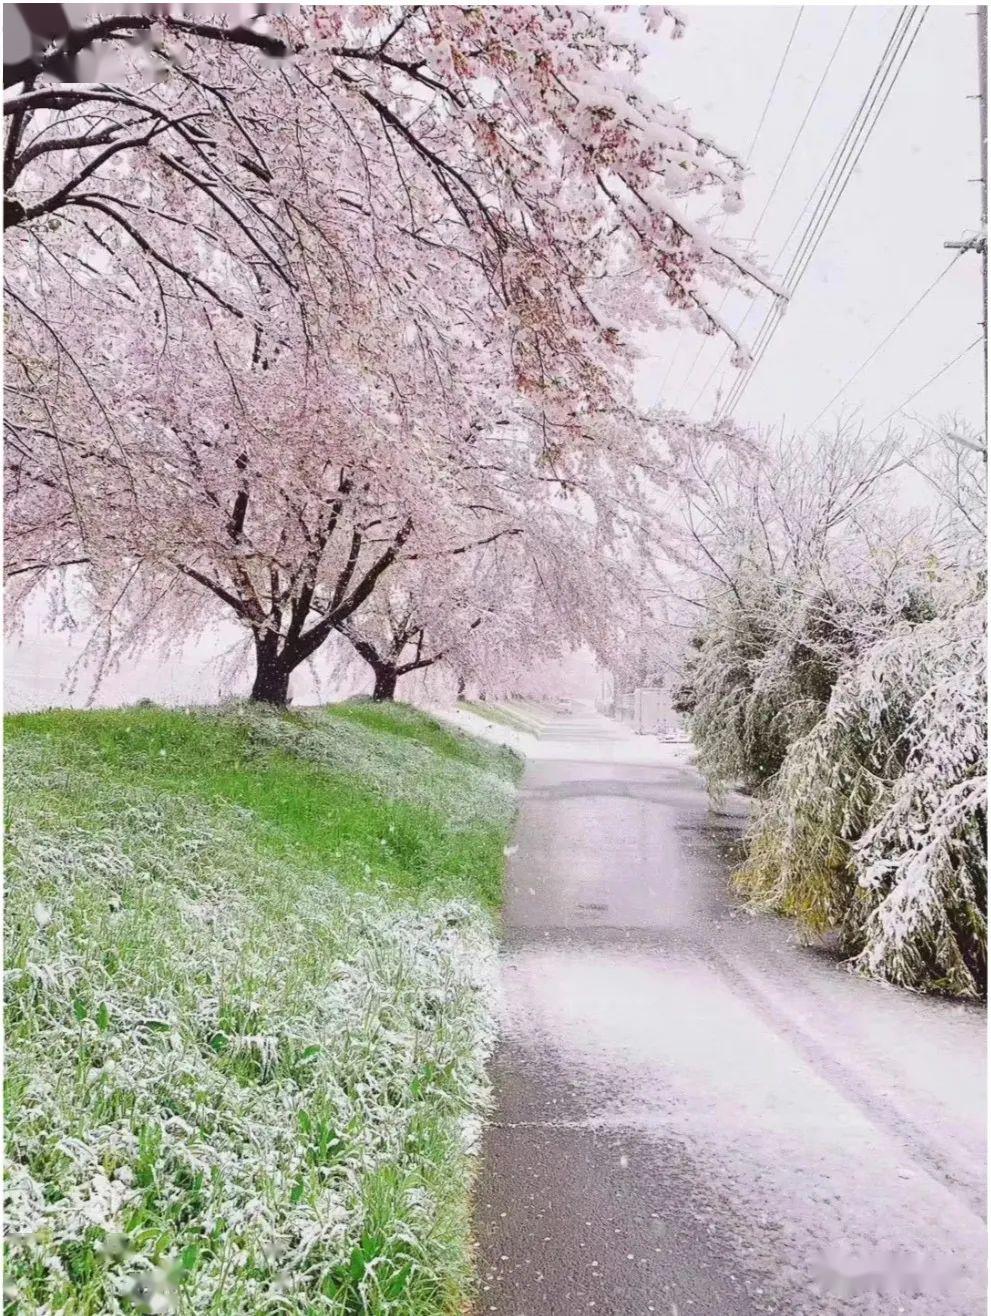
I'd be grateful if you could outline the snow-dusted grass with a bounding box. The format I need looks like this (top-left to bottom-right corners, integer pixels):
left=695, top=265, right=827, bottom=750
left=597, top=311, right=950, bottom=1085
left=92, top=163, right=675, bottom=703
left=4, top=701, right=522, bottom=1313
left=232, top=702, right=519, bottom=837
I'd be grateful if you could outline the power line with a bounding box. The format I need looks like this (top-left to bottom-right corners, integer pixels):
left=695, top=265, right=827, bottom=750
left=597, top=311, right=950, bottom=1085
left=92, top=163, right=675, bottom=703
left=695, top=5, right=908, bottom=416
left=681, top=7, right=856, bottom=411
left=773, top=11, right=925, bottom=307
left=718, top=7, right=928, bottom=420
left=749, top=10, right=858, bottom=248
left=662, top=8, right=804, bottom=407
left=767, top=10, right=913, bottom=277
left=865, top=335, right=982, bottom=437
left=802, top=250, right=964, bottom=432
left=743, top=7, right=806, bottom=159
left=719, top=7, right=928, bottom=418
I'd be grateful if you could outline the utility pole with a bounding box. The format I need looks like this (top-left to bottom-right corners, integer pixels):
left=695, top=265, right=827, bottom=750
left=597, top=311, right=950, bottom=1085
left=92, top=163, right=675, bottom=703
left=945, top=6, right=988, bottom=436
left=978, top=3, right=987, bottom=435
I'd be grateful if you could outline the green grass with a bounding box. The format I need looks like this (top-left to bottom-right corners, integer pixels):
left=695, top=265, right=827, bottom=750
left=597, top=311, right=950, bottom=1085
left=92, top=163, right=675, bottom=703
left=328, top=701, right=516, bottom=773
left=4, top=700, right=522, bottom=1315
left=6, top=702, right=519, bottom=910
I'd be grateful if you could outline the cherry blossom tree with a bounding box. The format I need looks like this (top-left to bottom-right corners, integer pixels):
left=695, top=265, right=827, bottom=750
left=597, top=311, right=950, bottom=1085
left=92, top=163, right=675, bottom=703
left=335, top=564, right=500, bottom=704
left=5, top=7, right=773, bottom=359
left=6, top=286, right=520, bottom=704
left=4, top=2, right=775, bottom=473
left=332, top=537, right=565, bottom=703
left=8, top=253, right=724, bottom=705
left=5, top=6, right=770, bottom=704
left=334, top=438, right=696, bottom=704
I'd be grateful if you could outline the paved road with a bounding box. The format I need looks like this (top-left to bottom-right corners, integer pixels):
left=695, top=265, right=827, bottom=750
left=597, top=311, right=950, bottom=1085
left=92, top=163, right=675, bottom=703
left=475, top=712, right=986, bottom=1316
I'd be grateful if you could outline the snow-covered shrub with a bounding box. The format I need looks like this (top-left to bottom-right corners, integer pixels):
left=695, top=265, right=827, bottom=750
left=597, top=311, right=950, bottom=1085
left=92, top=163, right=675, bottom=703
left=674, top=567, right=940, bottom=796
left=738, top=601, right=987, bottom=996
left=671, top=425, right=986, bottom=996
left=670, top=426, right=945, bottom=797
left=675, top=576, right=858, bottom=794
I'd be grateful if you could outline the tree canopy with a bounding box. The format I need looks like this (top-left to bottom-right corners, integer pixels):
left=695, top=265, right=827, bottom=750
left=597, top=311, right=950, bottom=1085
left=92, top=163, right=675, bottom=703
left=6, top=5, right=764, bottom=701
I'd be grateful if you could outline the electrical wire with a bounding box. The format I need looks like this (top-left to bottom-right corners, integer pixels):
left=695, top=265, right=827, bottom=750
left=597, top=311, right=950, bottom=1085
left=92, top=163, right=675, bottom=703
left=681, top=7, right=856, bottom=411
left=660, top=8, right=804, bottom=406
left=865, top=335, right=982, bottom=438
left=695, top=9, right=915, bottom=416
left=748, top=8, right=857, bottom=240
left=803, top=250, right=964, bottom=432
left=743, top=7, right=806, bottom=159
left=719, top=9, right=920, bottom=415
left=689, top=4, right=883, bottom=421
left=717, top=6, right=929, bottom=420
left=753, top=10, right=927, bottom=346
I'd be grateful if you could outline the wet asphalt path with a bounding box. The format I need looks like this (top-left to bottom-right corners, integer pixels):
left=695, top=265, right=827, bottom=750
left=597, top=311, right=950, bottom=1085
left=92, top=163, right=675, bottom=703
left=474, top=712, right=986, bottom=1316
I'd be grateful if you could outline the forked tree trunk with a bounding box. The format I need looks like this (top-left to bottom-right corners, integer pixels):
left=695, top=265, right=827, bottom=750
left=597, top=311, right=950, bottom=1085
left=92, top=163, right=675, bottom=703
left=372, top=667, right=398, bottom=701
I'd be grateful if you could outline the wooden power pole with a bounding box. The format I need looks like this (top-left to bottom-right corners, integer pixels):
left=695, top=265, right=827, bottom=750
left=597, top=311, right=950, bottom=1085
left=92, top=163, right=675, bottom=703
left=945, top=7, right=988, bottom=435
left=978, top=4, right=987, bottom=432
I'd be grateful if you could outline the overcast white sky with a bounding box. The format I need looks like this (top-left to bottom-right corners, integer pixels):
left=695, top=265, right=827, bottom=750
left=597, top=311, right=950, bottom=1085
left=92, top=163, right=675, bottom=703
left=6, top=5, right=987, bottom=710
left=637, top=4, right=985, bottom=437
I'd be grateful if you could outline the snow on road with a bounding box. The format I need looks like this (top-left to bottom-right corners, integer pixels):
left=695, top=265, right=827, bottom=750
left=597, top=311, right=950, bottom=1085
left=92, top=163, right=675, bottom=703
left=475, top=710, right=987, bottom=1316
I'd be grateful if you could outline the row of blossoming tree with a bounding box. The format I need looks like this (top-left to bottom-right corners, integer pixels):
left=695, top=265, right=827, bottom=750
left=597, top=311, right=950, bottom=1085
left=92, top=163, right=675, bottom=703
left=5, top=5, right=771, bottom=704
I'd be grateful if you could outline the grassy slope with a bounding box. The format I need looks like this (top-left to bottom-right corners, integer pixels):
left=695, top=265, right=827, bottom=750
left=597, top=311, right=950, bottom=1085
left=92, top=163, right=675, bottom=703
left=4, top=701, right=522, bottom=1315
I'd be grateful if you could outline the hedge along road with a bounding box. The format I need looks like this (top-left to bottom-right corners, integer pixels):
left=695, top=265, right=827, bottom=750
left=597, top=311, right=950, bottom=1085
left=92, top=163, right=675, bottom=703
left=473, top=709, right=986, bottom=1316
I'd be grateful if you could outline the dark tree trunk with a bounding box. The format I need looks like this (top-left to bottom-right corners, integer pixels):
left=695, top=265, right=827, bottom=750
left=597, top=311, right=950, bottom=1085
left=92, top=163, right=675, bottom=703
left=372, top=667, right=398, bottom=701
left=250, top=636, right=293, bottom=706
left=250, top=660, right=292, bottom=706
